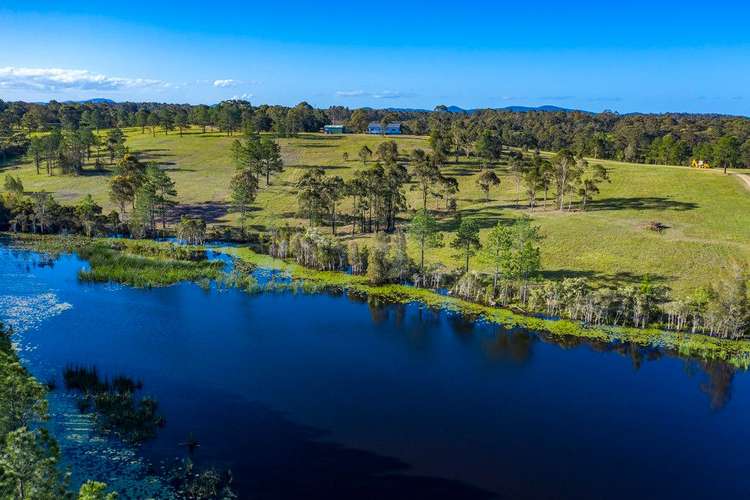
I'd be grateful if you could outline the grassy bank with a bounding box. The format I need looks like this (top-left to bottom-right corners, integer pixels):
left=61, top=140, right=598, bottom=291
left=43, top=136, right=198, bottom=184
left=5, top=233, right=750, bottom=367
left=224, top=246, right=750, bottom=368
left=4, top=128, right=749, bottom=294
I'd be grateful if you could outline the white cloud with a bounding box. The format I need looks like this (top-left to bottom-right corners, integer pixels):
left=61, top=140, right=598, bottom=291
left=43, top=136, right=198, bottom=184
left=335, top=90, right=366, bottom=97
left=336, top=90, right=411, bottom=99
left=231, top=93, right=253, bottom=100
left=213, top=79, right=238, bottom=88
left=0, top=67, right=168, bottom=92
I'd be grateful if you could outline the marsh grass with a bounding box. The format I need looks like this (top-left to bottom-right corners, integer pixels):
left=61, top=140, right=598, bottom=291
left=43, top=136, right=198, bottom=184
left=77, top=246, right=224, bottom=287
left=7, top=233, right=225, bottom=287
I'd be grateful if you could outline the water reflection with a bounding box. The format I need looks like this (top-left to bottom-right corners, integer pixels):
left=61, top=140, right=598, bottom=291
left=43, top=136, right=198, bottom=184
left=2, top=245, right=750, bottom=499
left=482, top=330, right=534, bottom=365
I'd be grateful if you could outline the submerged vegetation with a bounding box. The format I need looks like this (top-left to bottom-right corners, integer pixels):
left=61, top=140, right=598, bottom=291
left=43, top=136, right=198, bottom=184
left=63, top=366, right=165, bottom=444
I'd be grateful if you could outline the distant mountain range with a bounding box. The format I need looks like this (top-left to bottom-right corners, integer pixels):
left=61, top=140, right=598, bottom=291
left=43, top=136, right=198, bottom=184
left=67, top=98, right=116, bottom=104
left=386, top=105, right=588, bottom=114
left=36, top=98, right=584, bottom=113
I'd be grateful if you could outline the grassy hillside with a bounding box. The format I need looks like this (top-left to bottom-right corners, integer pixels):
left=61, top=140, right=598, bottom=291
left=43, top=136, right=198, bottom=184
left=4, top=126, right=750, bottom=295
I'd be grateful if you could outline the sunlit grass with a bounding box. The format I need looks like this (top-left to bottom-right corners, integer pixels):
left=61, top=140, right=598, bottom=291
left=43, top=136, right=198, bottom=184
left=4, top=127, right=750, bottom=293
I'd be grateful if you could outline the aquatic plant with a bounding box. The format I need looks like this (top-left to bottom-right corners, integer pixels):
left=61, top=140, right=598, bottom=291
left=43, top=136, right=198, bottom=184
left=63, top=366, right=165, bottom=444
left=167, top=458, right=236, bottom=499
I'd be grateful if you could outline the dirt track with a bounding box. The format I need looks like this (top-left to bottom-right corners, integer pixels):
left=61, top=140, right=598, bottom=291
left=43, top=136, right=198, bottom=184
left=737, top=173, right=750, bottom=191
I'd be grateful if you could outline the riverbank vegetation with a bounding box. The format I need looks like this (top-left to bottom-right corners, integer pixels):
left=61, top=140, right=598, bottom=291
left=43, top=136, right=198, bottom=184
left=7, top=234, right=225, bottom=288
left=2, top=99, right=749, bottom=358
left=224, top=246, right=750, bottom=367
left=3, top=110, right=749, bottom=296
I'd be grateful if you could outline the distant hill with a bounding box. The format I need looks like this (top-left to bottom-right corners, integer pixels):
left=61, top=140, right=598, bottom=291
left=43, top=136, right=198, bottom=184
left=386, top=104, right=588, bottom=114
left=443, top=104, right=587, bottom=114
left=69, top=98, right=116, bottom=104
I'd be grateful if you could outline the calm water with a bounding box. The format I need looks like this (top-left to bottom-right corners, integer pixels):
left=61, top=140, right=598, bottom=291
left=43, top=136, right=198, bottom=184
left=1, top=245, right=749, bottom=499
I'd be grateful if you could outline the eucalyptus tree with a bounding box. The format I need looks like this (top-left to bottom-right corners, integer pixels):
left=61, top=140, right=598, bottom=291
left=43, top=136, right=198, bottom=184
left=144, top=164, right=177, bottom=228
left=27, top=137, right=43, bottom=175
left=551, top=148, right=583, bottom=211
left=358, top=145, right=372, bottom=165
left=230, top=168, right=259, bottom=233
left=475, top=130, right=503, bottom=167
left=437, top=176, right=459, bottom=210
left=482, top=222, right=514, bottom=297
left=75, top=194, right=103, bottom=237
left=159, top=108, right=175, bottom=135
left=296, top=168, right=327, bottom=227
left=260, top=138, right=284, bottom=186
left=508, top=153, right=527, bottom=208
left=376, top=140, right=399, bottom=163
left=410, top=149, right=442, bottom=210
left=109, top=155, right=146, bottom=214
left=135, top=108, right=149, bottom=134
left=577, top=164, right=610, bottom=210
left=177, top=216, right=207, bottom=245
left=481, top=218, right=542, bottom=302
left=105, top=128, right=126, bottom=164
left=408, top=209, right=443, bottom=276
left=714, top=135, right=741, bottom=174
left=451, top=217, right=481, bottom=272
left=475, top=168, right=500, bottom=201
left=190, top=105, right=211, bottom=133
left=174, top=109, right=189, bottom=136
left=147, top=113, right=159, bottom=137
left=322, top=175, right=346, bottom=235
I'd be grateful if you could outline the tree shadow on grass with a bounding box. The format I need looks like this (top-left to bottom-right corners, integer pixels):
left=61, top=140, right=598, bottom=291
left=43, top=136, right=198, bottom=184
left=293, top=133, right=344, bottom=141
left=585, top=197, right=698, bottom=212
left=296, top=143, right=337, bottom=149
left=78, top=168, right=114, bottom=177
left=540, top=269, right=672, bottom=287
left=0, top=158, right=25, bottom=171
left=442, top=166, right=481, bottom=177
left=287, top=164, right=349, bottom=171
left=167, top=202, right=232, bottom=224
left=435, top=206, right=513, bottom=232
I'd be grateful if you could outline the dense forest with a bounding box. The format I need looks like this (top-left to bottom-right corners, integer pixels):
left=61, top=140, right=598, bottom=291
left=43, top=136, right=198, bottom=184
left=1, top=99, right=749, bottom=169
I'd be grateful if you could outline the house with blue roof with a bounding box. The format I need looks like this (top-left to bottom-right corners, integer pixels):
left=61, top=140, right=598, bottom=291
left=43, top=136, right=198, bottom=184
left=367, top=122, right=401, bottom=135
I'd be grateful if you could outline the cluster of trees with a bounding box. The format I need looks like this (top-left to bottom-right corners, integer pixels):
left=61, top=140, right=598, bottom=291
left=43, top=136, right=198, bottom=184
left=424, top=107, right=750, bottom=169
left=25, top=127, right=126, bottom=176
left=0, top=154, right=181, bottom=239
left=0, top=322, right=117, bottom=499
left=448, top=244, right=748, bottom=339
left=108, top=155, right=177, bottom=238
left=267, top=227, right=348, bottom=271
left=3, top=99, right=750, bottom=168
left=295, top=141, right=461, bottom=236
left=229, top=134, right=284, bottom=230
left=1, top=176, right=118, bottom=236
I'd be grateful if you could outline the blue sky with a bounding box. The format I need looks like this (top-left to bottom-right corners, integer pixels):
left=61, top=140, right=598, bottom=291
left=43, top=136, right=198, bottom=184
left=1, top=1, right=749, bottom=114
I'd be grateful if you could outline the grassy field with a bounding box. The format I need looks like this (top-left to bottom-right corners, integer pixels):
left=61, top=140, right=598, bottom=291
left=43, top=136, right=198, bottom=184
left=3, top=126, right=750, bottom=295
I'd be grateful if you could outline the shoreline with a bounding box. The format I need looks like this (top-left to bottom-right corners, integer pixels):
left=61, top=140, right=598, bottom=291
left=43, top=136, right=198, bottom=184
left=222, top=246, right=750, bottom=369
left=4, top=232, right=750, bottom=368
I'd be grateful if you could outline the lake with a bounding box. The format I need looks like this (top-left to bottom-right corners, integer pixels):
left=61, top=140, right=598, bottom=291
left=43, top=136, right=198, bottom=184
left=1, top=244, right=749, bottom=499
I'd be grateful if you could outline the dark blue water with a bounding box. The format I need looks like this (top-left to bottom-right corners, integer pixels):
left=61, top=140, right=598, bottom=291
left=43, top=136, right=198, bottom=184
left=1, top=245, right=749, bottom=499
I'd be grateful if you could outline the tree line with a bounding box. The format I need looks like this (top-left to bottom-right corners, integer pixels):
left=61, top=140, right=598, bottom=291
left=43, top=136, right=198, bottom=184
left=3, top=99, right=749, bottom=169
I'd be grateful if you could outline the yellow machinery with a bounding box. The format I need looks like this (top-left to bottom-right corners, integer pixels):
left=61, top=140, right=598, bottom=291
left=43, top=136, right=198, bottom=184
left=691, top=159, right=712, bottom=169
